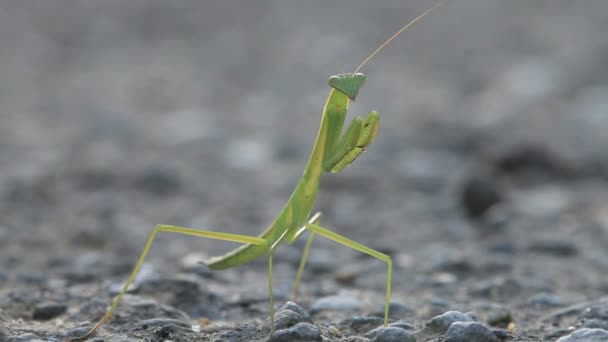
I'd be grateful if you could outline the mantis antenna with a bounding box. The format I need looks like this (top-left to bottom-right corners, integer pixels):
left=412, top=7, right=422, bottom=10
left=354, top=2, right=443, bottom=74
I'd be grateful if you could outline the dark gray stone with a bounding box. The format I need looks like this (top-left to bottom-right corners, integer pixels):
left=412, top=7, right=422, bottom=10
left=105, top=336, right=140, bottom=342
left=477, top=303, right=511, bottom=327
left=444, top=321, right=499, bottom=342
left=0, top=321, right=10, bottom=340
left=7, top=333, right=43, bottom=341
left=269, top=322, right=322, bottom=342
left=527, top=240, right=578, bottom=256
left=136, top=317, right=192, bottom=330
left=425, top=311, right=475, bottom=335
left=556, top=328, right=608, bottom=342
left=32, top=302, right=67, bottom=320
left=469, top=277, right=523, bottom=300
left=213, top=329, right=243, bottom=342
left=370, top=302, right=415, bottom=320
left=389, top=320, right=416, bottom=331
left=461, top=177, right=502, bottom=219
left=271, top=309, right=308, bottom=330
left=350, top=316, right=385, bottom=333
left=278, top=301, right=311, bottom=322
left=583, top=319, right=608, bottom=330
left=370, top=327, right=416, bottom=342
left=528, top=292, right=562, bottom=308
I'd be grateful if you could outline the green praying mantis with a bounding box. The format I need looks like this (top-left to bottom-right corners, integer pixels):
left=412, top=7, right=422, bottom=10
left=72, top=4, right=440, bottom=340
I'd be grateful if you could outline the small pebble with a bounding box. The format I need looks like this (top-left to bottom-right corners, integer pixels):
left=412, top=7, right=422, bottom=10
left=369, top=327, right=416, bottom=342
left=350, top=316, right=385, bottom=333
left=528, top=292, right=562, bottom=308
left=424, top=311, right=475, bottom=335
left=544, top=329, right=573, bottom=340
left=270, top=309, right=309, bottom=330
left=583, top=319, right=608, bottom=330
left=32, top=302, right=67, bottom=320
left=269, top=322, right=322, bottom=342
left=469, top=277, right=523, bottom=300
left=370, top=302, right=415, bottom=320
left=389, top=320, right=416, bottom=330
left=527, top=239, right=578, bottom=256
left=213, top=329, right=243, bottom=342
left=418, top=298, right=452, bottom=318
left=0, top=322, right=9, bottom=340
left=64, top=326, right=93, bottom=340
left=581, top=299, right=608, bottom=321
left=444, top=321, right=499, bottom=342
left=8, top=333, right=45, bottom=342
left=556, top=328, right=608, bottom=342
left=136, top=318, right=192, bottom=330
left=476, top=303, right=511, bottom=327
left=105, top=336, right=140, bottom=342
left=279, top=301, right=311, bottom=321
left=426, top=252, right=473, bottom=275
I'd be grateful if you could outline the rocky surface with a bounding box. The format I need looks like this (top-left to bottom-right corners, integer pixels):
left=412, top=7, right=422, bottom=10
left=1, top=1, right=608, bottom=341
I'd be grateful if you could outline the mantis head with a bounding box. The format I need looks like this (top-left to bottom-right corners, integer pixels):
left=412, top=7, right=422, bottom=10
left=328, top=73, right=366, bottom=100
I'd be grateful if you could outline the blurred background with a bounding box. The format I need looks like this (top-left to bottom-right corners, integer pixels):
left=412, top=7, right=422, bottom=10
left=1, top=0, right=608, bottom=338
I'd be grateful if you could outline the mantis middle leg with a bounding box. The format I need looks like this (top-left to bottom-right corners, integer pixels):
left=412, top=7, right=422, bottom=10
left=289, top=215, right=393, bottom=327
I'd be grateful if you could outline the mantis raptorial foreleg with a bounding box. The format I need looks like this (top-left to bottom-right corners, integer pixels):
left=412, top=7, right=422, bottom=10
left=73, top=225, right=267, bottom=340
left=324, top=111, right=380, bottom=173
left=289, top=218, right=393, bottom=326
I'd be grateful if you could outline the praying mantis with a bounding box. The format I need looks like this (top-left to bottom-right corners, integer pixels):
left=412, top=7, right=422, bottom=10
left=71, top=4, right=440, bottom=340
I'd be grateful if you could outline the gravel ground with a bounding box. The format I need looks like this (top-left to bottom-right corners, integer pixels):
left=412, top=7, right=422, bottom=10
left=2, top=1, right=608, bottom=341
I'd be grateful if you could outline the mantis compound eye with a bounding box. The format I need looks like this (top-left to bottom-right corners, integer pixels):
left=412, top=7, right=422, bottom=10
left=328, top=73, right=366, bottom=100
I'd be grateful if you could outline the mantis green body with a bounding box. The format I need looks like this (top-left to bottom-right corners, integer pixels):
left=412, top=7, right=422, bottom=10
left=72, top=6, right=440, bottom=340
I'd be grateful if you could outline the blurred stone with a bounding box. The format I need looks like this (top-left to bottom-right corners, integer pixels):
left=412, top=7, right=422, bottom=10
left=132, top=165, right=181, bottom=196
left=494, top=144, right=578, bottom=181
left=476, top=303, right=511, bottom=327
left=444, top=321, right=499, bottom=342
left=527, top=239, right=578, bottom=257
left=556, top=328, right=608, bottom=342
left=368, top=327, right=416, bottom=342
left=269, top=322, right=322, bottom=342
left=461, top=177, right=502, bottom=219
left=349, top=316, right=385, bottom=333
left=528, top=292, right=562, bottom=309
left=424, top=311, right=475, bottom=335
left=32, top=302, right=67, bottom=320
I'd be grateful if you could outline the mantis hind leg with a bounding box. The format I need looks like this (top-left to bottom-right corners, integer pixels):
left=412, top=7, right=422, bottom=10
left=290, top=217, right=392, bottom=327
left=69, top=225, right=267, bottom=341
